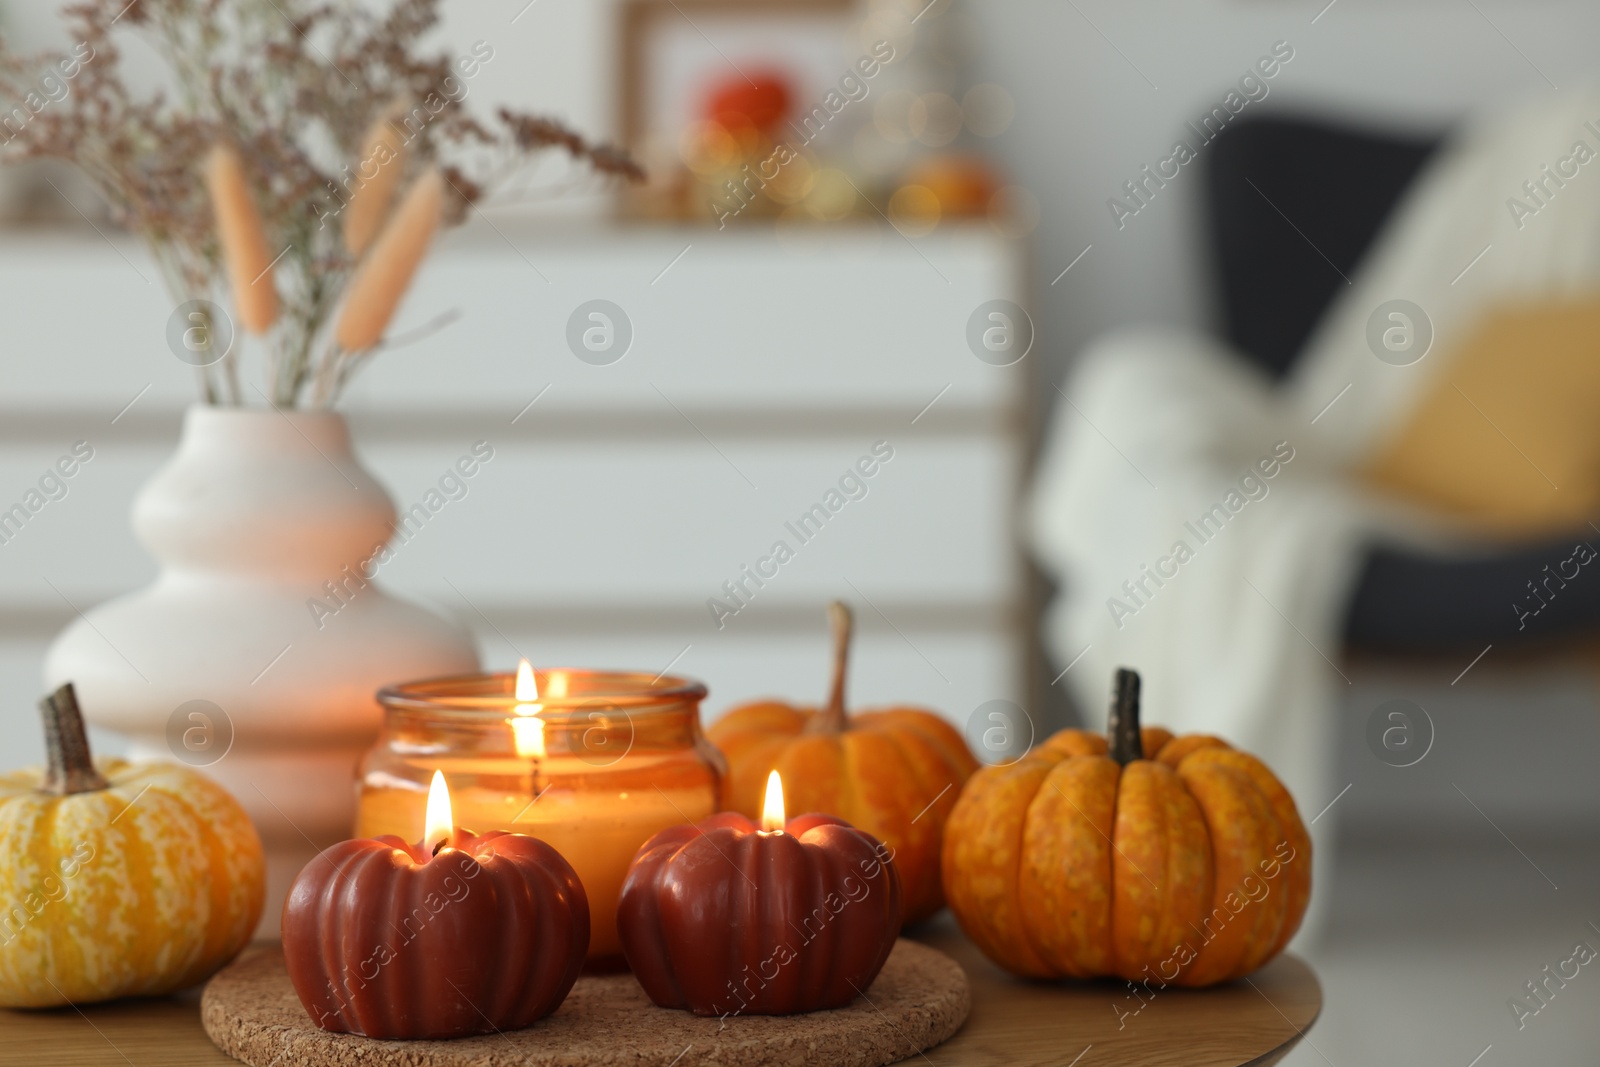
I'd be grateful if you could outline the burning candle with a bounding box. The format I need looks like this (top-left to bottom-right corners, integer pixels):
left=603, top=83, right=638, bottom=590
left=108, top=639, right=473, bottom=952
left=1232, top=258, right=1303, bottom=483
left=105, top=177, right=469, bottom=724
left=510, top=658, right=547, bottom=760
left=282, top=772, right=589, bottom=1040
left=617, top=771, right=905, bottom=1017
left=761, top=768, right=785, bottom=832
left=357, top=667, right=723, bottom=968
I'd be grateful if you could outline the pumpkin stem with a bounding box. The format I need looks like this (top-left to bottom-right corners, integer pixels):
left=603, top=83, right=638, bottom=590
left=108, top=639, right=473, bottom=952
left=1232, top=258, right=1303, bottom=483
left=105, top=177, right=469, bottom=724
left=39, top=683, right=110, bottom=796
left=1107, top=668, right=1143, bottom=765
left=810, top=600, right=853, bottom=735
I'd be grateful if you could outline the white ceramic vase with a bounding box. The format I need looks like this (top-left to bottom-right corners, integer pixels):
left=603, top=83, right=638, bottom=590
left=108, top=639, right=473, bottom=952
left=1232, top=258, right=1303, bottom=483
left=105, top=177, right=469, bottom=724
left=44, top=405, right=479, bottom=932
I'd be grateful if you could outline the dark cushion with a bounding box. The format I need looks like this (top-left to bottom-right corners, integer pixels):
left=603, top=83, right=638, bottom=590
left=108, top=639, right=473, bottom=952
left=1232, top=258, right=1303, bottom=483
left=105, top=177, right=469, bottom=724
left=1201, top=114, right=1440, bottom=379
left=1344, top=536, right=1600, bottom=651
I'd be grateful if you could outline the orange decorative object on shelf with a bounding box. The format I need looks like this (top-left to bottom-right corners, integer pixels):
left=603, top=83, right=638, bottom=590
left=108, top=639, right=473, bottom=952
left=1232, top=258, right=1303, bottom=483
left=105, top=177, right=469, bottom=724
left=942, top=668, right=1312, bottom=987
left=703, top=69, right=796, bottom=138
left=707, top=603, right=979, bottom=926
left=900, top=154, right=1003, bottom=218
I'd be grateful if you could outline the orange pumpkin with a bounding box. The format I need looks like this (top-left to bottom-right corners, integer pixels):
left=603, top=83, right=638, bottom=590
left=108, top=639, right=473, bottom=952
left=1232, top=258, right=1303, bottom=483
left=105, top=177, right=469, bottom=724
left=942, top=669, right=1310, bottom=986
left=707, top=603, right=978, bottom=925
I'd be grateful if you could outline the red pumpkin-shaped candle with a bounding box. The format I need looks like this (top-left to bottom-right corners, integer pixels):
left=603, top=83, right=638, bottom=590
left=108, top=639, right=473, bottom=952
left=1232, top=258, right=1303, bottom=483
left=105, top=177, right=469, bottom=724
left=619, top=772, right=903, bottom=1018
left=708, top=603, right=979, bottom=927
left=282, top=772, right=588, bottom=1040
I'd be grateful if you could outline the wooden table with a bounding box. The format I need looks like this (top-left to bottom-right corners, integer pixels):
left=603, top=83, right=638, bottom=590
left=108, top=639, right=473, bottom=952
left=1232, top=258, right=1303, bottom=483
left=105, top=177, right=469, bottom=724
left=915, top=925, right=1322, bottom=1067
left=0, top=923, right=1320, bottom=1067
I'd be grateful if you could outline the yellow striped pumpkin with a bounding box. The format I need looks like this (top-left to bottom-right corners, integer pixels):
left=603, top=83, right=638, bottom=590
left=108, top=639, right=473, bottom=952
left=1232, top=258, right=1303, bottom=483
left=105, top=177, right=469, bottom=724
left=0, top=686, right=264, bottom=1007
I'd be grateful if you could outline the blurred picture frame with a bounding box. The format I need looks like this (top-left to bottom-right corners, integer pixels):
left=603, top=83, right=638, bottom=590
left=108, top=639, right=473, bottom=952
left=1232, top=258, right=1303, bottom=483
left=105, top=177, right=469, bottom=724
left=617, top=0, right=861, bottom=222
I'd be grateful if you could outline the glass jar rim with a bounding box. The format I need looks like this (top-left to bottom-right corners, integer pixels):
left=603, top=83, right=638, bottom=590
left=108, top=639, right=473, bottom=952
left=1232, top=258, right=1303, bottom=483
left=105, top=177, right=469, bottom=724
left=376, top=669, right=708, bottom=721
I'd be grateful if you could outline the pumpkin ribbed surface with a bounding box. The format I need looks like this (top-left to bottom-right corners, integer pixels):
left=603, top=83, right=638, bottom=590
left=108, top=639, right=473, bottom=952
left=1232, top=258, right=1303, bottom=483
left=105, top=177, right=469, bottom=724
left=282, top=830, right=588, bottom=1039
left=941, top=727, right=1310, bottom=986
left=0, top=757, right=264, bottom=1007
left=709, top=702, right=977, bottom=925
left=619, top=811, right=902, bottom=1016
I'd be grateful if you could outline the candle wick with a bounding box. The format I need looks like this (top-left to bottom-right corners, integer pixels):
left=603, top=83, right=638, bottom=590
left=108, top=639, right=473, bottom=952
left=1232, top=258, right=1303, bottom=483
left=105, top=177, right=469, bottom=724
left=432, top=840, right=447, bottom=857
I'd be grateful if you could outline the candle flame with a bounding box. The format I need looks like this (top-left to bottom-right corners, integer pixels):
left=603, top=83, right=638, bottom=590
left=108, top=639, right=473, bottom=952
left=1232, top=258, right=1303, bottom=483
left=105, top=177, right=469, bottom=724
left=511, top=716, right=546, bottom=759
left=423, top=769, right=453, bottom=852
left=512, top=658, right=546, bottom=759
left=761, top=769, right=786, bottom=832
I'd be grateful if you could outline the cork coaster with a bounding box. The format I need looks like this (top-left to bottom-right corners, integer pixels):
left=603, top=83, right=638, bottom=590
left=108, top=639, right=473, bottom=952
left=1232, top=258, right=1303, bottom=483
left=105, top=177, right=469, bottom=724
left=201, top=939, right=970, bottom=1067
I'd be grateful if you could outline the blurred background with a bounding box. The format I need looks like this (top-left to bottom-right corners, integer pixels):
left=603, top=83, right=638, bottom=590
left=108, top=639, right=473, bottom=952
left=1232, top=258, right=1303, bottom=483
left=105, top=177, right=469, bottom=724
left=2, top=1, right=1600, bottom=1063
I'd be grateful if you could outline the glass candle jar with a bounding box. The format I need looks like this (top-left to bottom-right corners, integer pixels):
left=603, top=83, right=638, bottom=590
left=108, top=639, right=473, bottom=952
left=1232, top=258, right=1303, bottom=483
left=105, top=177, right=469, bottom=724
left=356, top=669, right=723, bottom=969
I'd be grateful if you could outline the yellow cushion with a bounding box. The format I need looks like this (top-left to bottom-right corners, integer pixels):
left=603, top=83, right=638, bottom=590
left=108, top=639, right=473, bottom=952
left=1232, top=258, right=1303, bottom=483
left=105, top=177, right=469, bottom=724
left=1359, top=297, right=1600, bottom=540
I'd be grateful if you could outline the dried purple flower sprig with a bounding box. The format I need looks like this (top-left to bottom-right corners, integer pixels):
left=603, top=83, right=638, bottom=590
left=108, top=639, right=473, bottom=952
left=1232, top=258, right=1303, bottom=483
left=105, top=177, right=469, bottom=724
left=0, top=0, right=642, bottom=407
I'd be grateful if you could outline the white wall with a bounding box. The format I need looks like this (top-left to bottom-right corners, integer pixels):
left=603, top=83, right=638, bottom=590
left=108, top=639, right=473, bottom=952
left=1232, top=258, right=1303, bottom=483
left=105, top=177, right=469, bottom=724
left=966, top=0, right=1600, bottom=378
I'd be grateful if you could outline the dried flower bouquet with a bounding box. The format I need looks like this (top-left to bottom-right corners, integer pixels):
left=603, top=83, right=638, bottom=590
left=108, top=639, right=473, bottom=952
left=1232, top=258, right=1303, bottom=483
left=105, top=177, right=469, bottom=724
left=0, top=0, right=642, bottom=407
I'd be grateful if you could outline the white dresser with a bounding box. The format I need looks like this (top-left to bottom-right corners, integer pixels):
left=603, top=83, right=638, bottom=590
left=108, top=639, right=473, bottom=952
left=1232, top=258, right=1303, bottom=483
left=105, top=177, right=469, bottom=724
left=0, top=220, right=1031, bottom=762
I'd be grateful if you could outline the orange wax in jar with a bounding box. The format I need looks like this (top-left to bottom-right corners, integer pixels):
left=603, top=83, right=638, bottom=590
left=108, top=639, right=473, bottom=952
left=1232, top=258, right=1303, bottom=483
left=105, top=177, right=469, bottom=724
left=357, top=669, right=722, bottom=969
